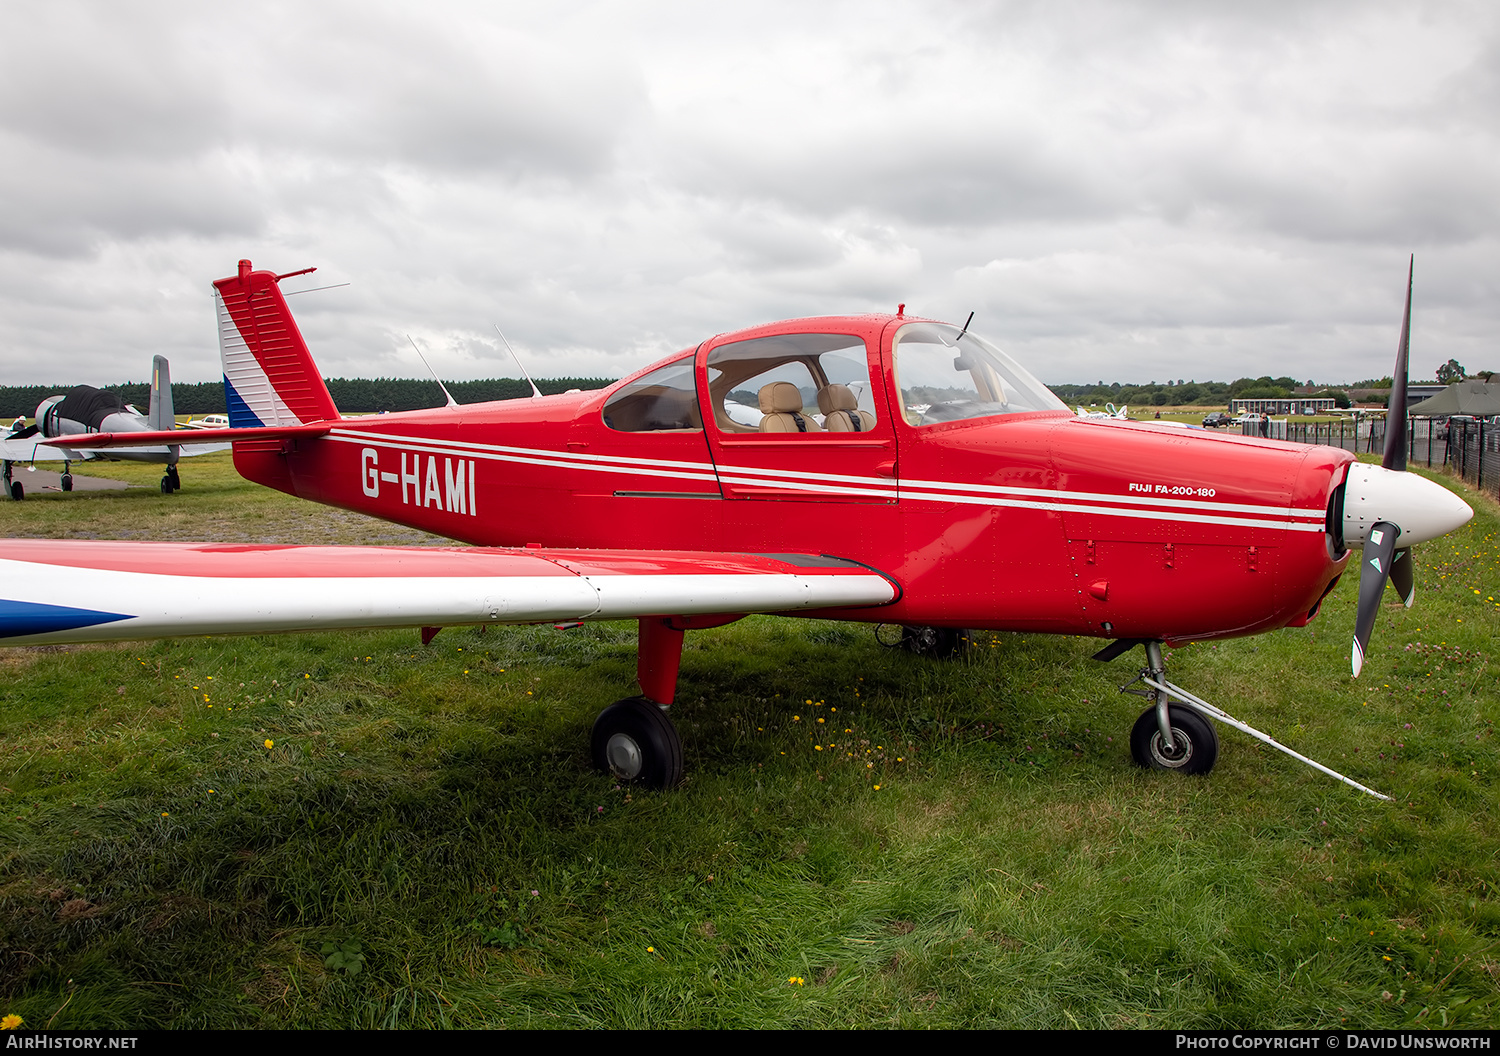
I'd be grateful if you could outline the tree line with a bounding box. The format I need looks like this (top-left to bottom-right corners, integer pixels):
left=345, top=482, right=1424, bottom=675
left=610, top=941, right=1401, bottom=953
left=1048, top=376, right=1353, bottom=408
left=1, top=376, right=613, bottom=419
left=8, top=366, right=1484, bottom=421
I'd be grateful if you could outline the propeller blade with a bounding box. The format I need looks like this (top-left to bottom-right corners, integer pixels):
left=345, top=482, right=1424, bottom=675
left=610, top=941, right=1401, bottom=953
left=1352, top=521, right=1399, bottom=677
left=1382, top=255, right=1412, bottom=473
left=1389, top=547, right=1414, bottom=607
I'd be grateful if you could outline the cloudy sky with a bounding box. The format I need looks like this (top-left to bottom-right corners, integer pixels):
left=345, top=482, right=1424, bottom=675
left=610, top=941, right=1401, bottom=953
left=0, top=0, right=1494, bottom=389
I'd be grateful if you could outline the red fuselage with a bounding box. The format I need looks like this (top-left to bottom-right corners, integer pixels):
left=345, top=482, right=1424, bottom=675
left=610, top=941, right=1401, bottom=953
left=232, top=313, right=1352, bottom=644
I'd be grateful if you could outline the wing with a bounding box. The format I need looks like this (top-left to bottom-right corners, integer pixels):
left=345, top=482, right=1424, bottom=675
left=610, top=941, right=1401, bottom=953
left=0, top=540, right=899, bottom=646
left=1, top=436, right=72, bottom=463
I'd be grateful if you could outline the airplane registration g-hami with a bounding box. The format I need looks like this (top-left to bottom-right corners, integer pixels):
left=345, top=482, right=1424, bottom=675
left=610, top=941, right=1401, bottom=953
left=0, top=258, right=1472, bottom=794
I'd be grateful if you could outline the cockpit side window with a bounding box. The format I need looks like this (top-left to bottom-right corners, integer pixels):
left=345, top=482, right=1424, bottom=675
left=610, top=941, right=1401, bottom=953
left=706, top=333, right=876, bottom=434
left=603, top=356, right=701, bottom=432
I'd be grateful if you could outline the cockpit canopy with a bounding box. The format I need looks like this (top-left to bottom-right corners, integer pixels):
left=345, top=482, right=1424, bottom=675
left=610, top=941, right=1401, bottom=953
left=601, top=317, right=1065, bottom=434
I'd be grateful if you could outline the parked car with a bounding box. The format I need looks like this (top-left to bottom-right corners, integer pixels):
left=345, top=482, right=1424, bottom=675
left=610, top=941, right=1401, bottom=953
left=1202, top=411, right=1234, bottom=428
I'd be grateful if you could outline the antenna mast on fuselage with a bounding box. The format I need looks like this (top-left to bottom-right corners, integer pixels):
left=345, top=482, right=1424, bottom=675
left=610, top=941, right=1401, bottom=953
left=493, top=325, right=543, bottom=399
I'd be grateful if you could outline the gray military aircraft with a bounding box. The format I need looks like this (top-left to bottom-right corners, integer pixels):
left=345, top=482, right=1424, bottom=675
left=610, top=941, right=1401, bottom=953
left=2, top=356, right=225, bottom=500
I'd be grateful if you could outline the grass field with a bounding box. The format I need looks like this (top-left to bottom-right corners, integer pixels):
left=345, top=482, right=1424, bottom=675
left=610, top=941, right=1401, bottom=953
left=1, top=453, right=1497, bottom=1029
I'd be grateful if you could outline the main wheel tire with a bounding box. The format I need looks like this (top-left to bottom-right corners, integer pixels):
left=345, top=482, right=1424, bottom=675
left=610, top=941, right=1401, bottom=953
left=160, top=476, right=173, bottom=494
left=60, top=474, right=73, bottom=492
left=899, top=625, right=973, bottom=660
left=1130, top=704, right=1219, bottom=775
left=590, top=696, right=684, bottom=789
left=9, top=480, right=22, bottom=501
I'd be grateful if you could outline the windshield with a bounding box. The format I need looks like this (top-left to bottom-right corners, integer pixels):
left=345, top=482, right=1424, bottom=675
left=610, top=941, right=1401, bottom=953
left=893, top=322, right=1065, bottom=425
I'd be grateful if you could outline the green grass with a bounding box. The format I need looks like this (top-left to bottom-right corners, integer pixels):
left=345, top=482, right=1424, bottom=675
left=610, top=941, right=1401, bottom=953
left=1, top=456, right=1498, bottom=1028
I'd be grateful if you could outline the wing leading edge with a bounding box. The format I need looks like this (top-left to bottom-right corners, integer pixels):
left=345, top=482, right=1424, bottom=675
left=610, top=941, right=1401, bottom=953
left=0, top=541, right=899, bottom=646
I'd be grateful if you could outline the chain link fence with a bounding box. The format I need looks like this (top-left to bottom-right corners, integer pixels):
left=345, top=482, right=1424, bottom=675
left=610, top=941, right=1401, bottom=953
left=1240, top=416, right=1494, bottom=495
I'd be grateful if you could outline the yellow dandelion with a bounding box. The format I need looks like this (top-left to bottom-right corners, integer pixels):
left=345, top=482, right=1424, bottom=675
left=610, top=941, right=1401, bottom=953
left=1, top=1015, right=21, bottom=1030
left=647, top=946, right=655, bottom=953
left=264, top=739, right=274, bottom=749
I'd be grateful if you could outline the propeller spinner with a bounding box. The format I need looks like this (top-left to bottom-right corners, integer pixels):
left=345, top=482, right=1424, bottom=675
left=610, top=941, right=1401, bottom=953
left=1344, top=258, right=1472, bottom=676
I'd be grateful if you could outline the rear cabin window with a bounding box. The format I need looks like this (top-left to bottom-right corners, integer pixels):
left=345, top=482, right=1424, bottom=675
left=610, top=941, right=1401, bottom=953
left=706, top=333, right=877, bottom=434
left=602, top=357, right=701, bottom=432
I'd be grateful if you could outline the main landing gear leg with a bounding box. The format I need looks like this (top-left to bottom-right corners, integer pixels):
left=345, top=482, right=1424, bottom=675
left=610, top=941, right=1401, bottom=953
left=588, top=614, right=747, bottom=788
left=1093, top=638, right=1390, bottom=800
left=590, top=617, right=687, bottom=789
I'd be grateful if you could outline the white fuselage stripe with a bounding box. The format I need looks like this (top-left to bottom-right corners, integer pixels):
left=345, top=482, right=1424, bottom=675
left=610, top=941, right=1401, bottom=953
left=323, top=429, right=1326, bottom=533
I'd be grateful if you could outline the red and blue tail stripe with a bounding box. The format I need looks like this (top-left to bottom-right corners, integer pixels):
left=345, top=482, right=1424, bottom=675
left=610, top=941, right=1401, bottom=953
left=214, top=260, right=340, bottom=428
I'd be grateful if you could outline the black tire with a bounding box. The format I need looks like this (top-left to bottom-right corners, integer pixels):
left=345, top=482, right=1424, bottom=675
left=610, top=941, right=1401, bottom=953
left=899, top=626, right=973, bottom=660
left=60, top=474, right=73, bottom=492
left=1130, top=704, right=1219, bottom=775
left=9, top=480, right=22, bottom=501
left=590, top=696, right=684, bottom=789
left=160, top=476, right=173, bottom=494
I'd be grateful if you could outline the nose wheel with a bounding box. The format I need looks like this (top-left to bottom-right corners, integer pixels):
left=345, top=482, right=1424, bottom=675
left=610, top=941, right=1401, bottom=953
left=1130, top=704, right=1218, bottom=774
left=590, top=696, right=684, bottom=789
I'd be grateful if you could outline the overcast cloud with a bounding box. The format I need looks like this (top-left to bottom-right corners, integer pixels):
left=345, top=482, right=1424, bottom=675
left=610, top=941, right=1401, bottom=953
left=0, top=0, right=1494, bottom=388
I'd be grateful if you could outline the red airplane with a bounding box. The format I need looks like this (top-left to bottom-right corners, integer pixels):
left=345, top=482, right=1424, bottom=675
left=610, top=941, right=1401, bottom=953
left=0, top=258, right=1470, bottom=794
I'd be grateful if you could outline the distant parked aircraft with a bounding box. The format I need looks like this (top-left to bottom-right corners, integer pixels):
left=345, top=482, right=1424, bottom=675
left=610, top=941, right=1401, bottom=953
left=1, top=356, right=225, bottom=500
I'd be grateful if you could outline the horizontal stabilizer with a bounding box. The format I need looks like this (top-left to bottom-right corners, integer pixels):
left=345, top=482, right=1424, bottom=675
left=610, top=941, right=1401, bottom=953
left=41, top=423, right=331, bottom=450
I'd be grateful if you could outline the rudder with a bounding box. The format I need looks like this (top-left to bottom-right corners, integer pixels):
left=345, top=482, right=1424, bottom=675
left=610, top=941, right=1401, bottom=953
left=147, top=355, right=174, bottom=432
left=215, top=260, right=340, bottom=428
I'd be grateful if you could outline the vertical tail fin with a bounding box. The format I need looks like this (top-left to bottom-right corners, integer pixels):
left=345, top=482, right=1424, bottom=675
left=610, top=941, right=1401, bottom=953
left=214, top=259, right=340, bottom=428
left=147, top=355, right=175, bottom=431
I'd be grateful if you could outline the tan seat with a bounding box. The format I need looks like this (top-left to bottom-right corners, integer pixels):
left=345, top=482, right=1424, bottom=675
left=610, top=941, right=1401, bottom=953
left=817, top=384, right=876, bottom=432
left=758, top=382, right=822, bottom=433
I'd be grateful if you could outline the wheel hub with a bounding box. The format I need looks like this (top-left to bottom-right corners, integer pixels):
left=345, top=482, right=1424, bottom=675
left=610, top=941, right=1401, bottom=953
left=1150, top=728, right=1193, bottom=768
left=605, top=732, right=643, bottom=779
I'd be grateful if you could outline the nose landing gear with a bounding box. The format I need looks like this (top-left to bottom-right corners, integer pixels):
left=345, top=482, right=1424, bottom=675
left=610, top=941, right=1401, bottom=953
left=1093, top=637, right=1390, bottom=799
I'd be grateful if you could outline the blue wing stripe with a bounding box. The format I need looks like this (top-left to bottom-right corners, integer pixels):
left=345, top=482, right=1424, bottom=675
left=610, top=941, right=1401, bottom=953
left=0, top=600, right=132, bottom=639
